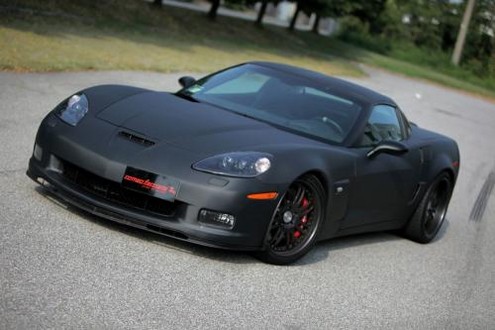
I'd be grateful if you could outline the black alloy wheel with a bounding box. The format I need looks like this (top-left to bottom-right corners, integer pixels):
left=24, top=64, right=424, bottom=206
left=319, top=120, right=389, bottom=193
left=404, top=172, right=453, bottom=243
left=256, top=174, right=325, bottom=265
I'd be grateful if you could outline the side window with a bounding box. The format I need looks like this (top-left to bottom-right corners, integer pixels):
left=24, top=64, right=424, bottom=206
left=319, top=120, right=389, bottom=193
left=398, top=108, right=412, bottom=136
left=361, top=105, right=404, bottom=146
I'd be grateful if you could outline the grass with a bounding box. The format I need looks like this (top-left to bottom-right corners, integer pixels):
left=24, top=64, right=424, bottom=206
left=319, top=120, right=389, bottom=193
left=339, top=33, right=495, bottom=95
left=0, top=0, right=361, bottom=76
left=1, top=0, right=494, bottom=99
left=328, top=39, right=495, bottom=99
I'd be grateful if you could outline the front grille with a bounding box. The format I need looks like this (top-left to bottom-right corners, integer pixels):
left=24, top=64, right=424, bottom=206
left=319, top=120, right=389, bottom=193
left=118, top=131, right=155, bottom=147
left=61, top=160, right=179, bottom=218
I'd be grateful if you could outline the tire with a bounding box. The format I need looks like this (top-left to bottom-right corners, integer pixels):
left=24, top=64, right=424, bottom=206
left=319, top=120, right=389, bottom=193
left=404, top=172, right=453, bottom=243
left=255, top=174, right=326, bottom=265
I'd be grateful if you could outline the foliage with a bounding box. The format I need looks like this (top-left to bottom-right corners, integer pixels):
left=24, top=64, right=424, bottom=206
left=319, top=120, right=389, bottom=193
left=463, top=0, right=495, bottom=75
left=348, top=0, right=388, bottom=34
left=338, top=30, right=392, bottom=54
left=338, top=0, right=494, bottom=80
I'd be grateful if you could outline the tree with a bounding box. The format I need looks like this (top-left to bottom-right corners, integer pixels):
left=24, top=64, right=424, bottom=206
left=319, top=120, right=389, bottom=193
left=209, top=0, right=247, bottom=20
left=256, top=0, right=269, bottom=26
left=254, top=0, right=282, bottom=26
left=349, top=0, right=388, bottom=35
left=459, top=0, right=495, bottom=74
left=452, top=0, right=476, bottom=65
left=288, top=0, right=326, bottom=32
left=289, top=0, right=354, bottom=33
left=312, top=14, right=321, bottom=33
left=288, top=1, right=302, bottom=31
left=208, top=0, right=221, bottom=20
left=377, top=0, right=463, bottom=49
left=307, top=0, right=327, bottom=34
left=313, top=0, right=355, bottom=33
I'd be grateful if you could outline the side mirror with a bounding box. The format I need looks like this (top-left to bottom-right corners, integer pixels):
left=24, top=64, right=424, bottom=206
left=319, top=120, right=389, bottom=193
left=178, top=76, right=196, bottom=88
left=367, top=140, right=408, bottom=159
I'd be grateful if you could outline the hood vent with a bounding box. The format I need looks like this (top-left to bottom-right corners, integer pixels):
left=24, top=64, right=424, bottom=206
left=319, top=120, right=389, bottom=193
left=118, top=131, right=155, bottom=147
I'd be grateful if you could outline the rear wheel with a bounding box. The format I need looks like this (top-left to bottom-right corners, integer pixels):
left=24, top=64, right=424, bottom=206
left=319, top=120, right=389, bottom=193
left=404, top=172, right=453, bottom=243
left=255, top=174, right=325, bottom=265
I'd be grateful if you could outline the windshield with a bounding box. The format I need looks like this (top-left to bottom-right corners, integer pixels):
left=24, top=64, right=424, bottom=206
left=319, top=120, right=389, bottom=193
left=177, top=64, right=362, bottom=144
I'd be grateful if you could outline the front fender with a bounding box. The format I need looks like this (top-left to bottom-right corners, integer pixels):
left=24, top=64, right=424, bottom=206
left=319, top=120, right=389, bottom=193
left=257, top=144, right=358, bottom=240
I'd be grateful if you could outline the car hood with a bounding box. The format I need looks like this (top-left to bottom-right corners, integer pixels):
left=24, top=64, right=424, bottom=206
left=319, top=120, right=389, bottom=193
left=96, top=91, right=319, bottom=154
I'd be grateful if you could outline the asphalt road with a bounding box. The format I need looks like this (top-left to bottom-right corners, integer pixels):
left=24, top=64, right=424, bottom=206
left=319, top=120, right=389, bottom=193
left=1, top=68, right=494, bottom=329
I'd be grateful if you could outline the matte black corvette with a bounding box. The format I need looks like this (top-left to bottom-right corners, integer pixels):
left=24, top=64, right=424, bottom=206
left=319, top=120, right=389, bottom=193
left=27, top=62, right=460, bottom=264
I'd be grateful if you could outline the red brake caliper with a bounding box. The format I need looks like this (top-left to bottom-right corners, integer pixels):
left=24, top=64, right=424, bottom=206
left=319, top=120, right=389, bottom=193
left=294, top=197, right=310, bottom=239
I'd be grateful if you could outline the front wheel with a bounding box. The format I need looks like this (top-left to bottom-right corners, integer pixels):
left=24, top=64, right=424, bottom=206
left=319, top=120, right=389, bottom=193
left=255, top=174, right=326, bottom=265
left=403, top=172, right=453, bottom=243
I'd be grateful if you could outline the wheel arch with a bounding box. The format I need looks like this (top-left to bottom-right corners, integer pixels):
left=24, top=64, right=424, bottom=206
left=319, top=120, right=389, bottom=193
left=255, top=169, right=328, bottom=264
left=296, top=170, right=330, bottom=198
left=443, top=168, right=456, bottom=183
left=424, top=142, right=460, bottom=186
left=292, top=168, right=349, bottom=241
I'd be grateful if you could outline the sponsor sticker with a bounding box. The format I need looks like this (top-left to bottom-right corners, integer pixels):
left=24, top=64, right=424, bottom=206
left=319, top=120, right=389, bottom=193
left=122, top=167, right=179, bottom=201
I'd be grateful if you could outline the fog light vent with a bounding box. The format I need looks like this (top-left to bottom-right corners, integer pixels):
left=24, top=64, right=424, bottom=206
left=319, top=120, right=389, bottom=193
left=33, top=143, right=43, bottom=161
left=198, top=209, right=235, bottom=229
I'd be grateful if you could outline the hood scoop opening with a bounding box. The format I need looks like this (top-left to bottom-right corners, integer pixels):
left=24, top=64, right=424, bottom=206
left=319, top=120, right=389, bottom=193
left=118, top=131, right=155, bottom=147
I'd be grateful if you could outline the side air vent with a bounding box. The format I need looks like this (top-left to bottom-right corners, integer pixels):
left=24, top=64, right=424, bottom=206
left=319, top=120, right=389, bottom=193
left=118, top=131, right=155, bottom=147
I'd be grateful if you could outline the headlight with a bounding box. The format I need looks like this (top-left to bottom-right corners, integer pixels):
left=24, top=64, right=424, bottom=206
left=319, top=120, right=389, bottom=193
left=193, top=152, right=272, bottom=177
left=56, top=94, right=89, bottom=126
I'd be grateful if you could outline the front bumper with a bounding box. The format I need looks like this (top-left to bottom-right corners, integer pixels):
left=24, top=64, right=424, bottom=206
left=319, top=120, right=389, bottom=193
left=27, top=116, right=284, bottom=251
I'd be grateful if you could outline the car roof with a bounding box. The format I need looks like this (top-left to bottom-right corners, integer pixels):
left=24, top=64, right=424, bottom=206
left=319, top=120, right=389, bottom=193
left=248, top=61, right=396, bottom=107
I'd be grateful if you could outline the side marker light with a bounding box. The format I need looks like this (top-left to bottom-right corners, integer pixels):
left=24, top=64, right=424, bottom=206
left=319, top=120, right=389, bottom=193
left=247, top=192, right=279, bottom=200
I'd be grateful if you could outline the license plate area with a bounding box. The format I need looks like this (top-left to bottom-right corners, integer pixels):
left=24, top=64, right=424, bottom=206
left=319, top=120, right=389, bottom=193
left=122, top=167, right=180, bottom=202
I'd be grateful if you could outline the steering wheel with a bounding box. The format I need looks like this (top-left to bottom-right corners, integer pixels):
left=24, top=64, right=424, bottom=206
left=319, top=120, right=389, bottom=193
left=320, top=116, right=344, bottom=136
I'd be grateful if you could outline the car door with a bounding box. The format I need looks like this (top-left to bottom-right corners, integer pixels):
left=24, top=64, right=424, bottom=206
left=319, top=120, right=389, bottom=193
left=341, top=104, right=422, bottom=230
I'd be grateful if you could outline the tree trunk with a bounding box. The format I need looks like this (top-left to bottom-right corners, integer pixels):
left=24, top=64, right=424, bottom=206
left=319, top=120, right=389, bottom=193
left=255, top=0, right=269, bottom=26
left=153, top=0, right=162, bottom=7
left=312, top=14, right=320, bottom=34
left=208, top=0, right=221, bottom=20
left=452, top=0, right=477, bottom=65
left=288, top=3, right=301, bottom=31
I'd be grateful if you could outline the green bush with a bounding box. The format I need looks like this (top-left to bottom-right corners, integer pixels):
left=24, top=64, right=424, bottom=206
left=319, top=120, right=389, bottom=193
left=337, top=31, right=495, bottom=92
left=338, top=31, right=392, bottom=55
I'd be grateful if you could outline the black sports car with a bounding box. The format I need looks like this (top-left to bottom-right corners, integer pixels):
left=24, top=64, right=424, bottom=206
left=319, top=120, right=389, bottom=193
left=27, top=62, right=460, bottom=264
